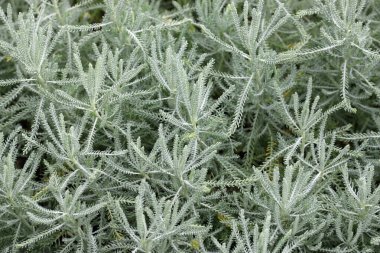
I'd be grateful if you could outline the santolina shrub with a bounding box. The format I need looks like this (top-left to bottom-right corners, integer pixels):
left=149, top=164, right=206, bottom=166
left=0, top=0, right=379, bottom=252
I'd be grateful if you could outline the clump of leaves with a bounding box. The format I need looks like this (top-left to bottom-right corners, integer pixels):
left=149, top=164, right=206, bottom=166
left=0, top=0, right=379, bottom=252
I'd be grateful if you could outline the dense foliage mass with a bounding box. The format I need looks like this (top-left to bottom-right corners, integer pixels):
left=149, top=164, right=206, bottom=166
left=0, top=0, right=380, bottom=252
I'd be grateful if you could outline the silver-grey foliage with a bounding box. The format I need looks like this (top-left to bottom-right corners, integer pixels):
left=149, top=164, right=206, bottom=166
left=0, top=0, right=379, bottom=252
